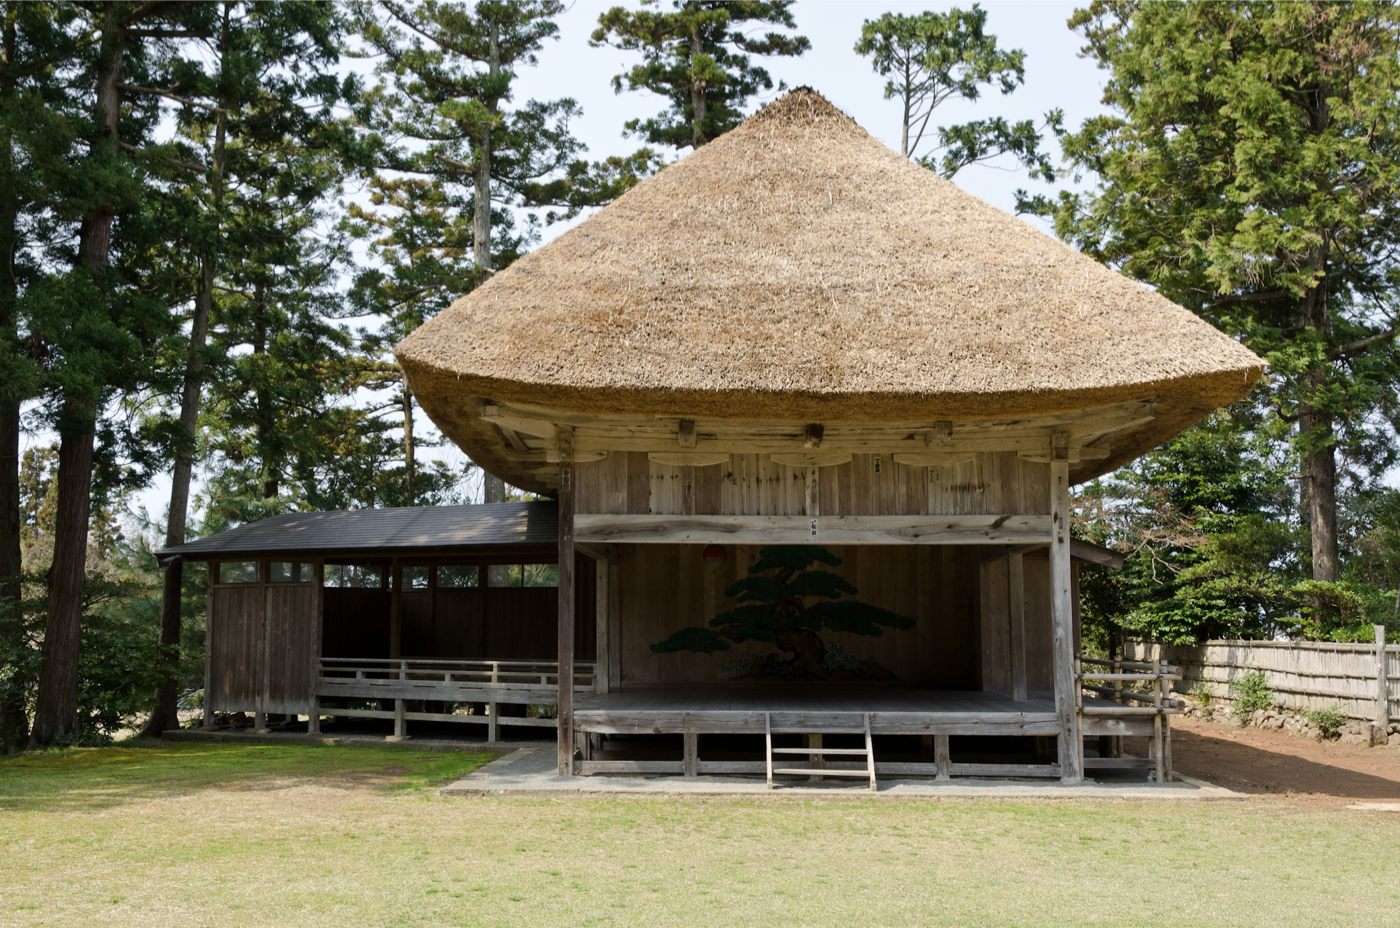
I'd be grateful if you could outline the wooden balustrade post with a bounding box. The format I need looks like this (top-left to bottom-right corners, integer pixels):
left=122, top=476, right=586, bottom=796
left=1375, top=625, right=1391, bottom=746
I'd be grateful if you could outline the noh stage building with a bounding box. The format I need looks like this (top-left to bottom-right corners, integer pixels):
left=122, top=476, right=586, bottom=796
left=173, top=89, right=1263, bottom=787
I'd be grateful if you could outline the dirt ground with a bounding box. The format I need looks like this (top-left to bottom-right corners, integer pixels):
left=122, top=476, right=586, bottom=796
left=1170, top=715, right=1400, bottom=803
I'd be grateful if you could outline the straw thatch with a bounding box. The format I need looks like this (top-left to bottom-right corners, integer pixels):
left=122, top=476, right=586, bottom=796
left=397, top=88, right=1263, bottom=489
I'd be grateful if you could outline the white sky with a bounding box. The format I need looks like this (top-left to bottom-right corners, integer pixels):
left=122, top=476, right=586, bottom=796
left=127, top=0, right=1109, bottom=527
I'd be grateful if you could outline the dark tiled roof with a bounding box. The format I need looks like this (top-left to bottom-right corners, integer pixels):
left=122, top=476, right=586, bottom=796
left=158, top=502, right=557, bottom=562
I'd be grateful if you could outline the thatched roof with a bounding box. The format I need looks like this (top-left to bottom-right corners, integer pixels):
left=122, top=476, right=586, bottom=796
left=397, top=88, right=1263, bottom=490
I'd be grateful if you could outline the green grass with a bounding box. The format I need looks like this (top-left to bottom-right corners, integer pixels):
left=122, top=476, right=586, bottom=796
left=1, top=741, right=1396, bottom=928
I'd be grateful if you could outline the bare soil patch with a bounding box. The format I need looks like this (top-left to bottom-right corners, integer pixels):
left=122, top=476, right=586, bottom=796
left=1172, top=715, right=1400, bottom=803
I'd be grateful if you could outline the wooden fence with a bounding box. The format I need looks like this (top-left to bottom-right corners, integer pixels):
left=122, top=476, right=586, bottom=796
left=1125, top=626, right=1396, bottom=732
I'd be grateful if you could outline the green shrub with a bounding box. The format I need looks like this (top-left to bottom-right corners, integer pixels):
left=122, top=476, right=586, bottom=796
left=1191, top=681, right=1213, bottom=706
left=1306, top=707, right=1347, bottom=740
left=1230, top=670, right=1275, bottom=720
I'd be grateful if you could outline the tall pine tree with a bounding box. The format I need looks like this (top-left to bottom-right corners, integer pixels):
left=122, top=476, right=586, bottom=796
left=591, top=0, right=809, bottom=149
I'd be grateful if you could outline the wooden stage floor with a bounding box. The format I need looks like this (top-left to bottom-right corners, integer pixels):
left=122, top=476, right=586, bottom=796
left=574, top=686, right=1065, bottom=737
left=571, top=687, right=1160, bottom=780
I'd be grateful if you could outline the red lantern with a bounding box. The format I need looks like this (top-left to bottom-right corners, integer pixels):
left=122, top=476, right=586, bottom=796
left=702, top=544, right=726, bottom=566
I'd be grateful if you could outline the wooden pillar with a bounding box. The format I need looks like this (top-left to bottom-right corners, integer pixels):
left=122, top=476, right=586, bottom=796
left=1375, top=624, right=1390, bottom=746
left=388, top=558, right=402, bottom=659
left=557, top=433, right=576, bottom=776
left=255, top=559, right=271, bottom=734
left=594, top=556, right=610, bottom=694
left=1007, top=550, right=1027, bottom=703
left=308, top=560, right=324, bottom=736
left=934, top=734, right=951, bottom=782
left=607, top=560, right=621, bottom=689
left=1049, top=457, right=1083, bottom=784
left=202, top=564, right=216, bottom=730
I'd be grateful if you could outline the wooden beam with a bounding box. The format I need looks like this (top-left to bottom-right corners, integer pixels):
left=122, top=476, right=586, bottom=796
left=677, top=419, right=696, bottom=449
left=575, top=513, right=1052, bottom=546
left=803, top=423, right=824, bottom=448
left=1049, top=458, right=1084, bottom=784
left=557, top=430, right=576, bottom=776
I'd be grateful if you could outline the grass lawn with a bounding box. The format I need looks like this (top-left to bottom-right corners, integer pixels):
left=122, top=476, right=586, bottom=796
left=1, top=741, right=1396, bottom=928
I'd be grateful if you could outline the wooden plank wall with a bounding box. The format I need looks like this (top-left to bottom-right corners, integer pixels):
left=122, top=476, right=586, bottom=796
left=576, top=452, right=1051, bottom=517
left=618, top=543, right=980, bottom=687
left=265, top=584, right=319, bottom=713
left=977, top=552, right=1057, bottom=699
left=343, top=571, right=596, bottom=662
left=208, top=586, right=263, bottom=712
left=322, top=589, right=391, bottom=659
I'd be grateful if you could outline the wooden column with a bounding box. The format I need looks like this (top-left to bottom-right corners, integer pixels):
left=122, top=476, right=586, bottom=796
left=202, top=563, right=216, bottom=730
left=388, top=558, right=402, bottom=659
left=594, top=556, right=610, bottom=694
left=607, top=560, right=622, bottom=690
left=1049, top=457, right=1083, bottom=783
left=255, top=559, right=271, bottom=734
left=557, top=434, right=577, bottom=775
left=308, top=560, right=324, bottom=736
left=1007, top=550, right=1028, bottom=702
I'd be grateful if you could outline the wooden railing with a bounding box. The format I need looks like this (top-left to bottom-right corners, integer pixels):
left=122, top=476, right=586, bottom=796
left=1078, top=656, right=1183, bottom=782
left=311, top=657, right=596, bottom=741
left=319, top=657, right=595, bottom=692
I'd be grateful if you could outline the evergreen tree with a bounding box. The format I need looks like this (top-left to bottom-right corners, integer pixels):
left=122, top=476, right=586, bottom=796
left=353, top=0, right=645, bottom=503
left=591, top=0, right=809, bottom=149
left=26, top=1, right=198, bottom=746
left=140, top=0, right=350, bottom=735
left=0, top=0, right=74, bottom=752
left=854, top=6, right=1060, bottom=188
left=1050, top=1, right=1400, bottom=591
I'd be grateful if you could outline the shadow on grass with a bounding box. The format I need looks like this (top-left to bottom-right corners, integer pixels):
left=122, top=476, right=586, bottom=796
left=0, top=740, right=493, bottom=814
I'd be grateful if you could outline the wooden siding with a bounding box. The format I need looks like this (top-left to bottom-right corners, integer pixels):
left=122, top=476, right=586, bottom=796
left=617, top=543, right=980, bottom=687
left=265, top=584, right=319, bottom=713
left=208, top=586, right=263, bottom=712
left=575, top=451, right=1051, bottom=518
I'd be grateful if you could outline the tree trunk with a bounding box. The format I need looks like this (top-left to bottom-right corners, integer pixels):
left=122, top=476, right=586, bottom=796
left=31, top=2, right=126, bottom=747
left=30, top=408, right=97, bottom=745
left=401, top=383, right=415, bottom=504
left=142, top=7, right=230, bottom=738
left=251, top=287, right=278, bottom=501
left=0, top=1, right=28, bottom=752
left=474, top=20, right=505, bottom=507
left=689, top=23, right=707, bottom=148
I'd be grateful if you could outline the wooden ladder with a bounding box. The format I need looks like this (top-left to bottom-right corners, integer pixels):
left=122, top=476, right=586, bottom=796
left=765, top=712, right=877, bottom=792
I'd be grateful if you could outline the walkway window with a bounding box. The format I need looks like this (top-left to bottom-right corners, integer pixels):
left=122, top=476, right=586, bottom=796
left=436, top=564, right=479, bottom=588
left=488, top=563, right=558, bottom=588
left=217, top=561, right=258, bottom=584
left=269, top=561, right=311, bottom=583
left=324, top=564, right=384, bottom=589
left=402, top=566, right=431, bottom=590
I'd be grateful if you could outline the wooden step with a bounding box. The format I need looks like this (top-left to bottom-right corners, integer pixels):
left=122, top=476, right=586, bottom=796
left=772, top=767, right=872, bottom=778
left=766, top=711, right=878, bottom=792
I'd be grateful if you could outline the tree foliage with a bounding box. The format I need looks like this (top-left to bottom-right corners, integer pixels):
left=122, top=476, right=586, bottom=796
left=1047, top=1, right=1400, bottom=593
left=854, top=5, right=1060, bottom=189
left=591, top=0, right=809, bottom=149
